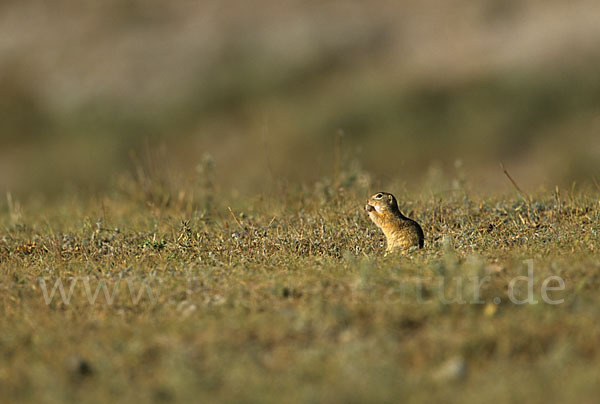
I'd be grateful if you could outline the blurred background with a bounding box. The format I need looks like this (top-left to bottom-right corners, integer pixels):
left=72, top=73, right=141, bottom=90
left=2, top=0, right=600, bottom=198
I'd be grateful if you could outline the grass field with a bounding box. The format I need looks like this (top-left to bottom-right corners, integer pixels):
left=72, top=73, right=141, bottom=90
left=2, top=2, right=600, bottom=402
left=1, top=175, right=599, bottom=403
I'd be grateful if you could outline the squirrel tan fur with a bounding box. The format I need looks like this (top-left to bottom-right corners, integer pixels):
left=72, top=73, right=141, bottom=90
left=365, top=192, right=424, bottom=254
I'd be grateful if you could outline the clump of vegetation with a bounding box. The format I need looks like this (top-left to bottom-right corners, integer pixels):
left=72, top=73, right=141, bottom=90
left=1, top=176, right=599, bottom=403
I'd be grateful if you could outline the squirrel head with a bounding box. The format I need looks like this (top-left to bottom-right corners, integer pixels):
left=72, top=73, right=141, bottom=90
left=365, top=192, right=399, bottom=218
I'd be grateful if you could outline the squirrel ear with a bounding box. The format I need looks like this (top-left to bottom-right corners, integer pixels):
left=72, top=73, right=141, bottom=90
left=388, top=194, right=393, bottom=202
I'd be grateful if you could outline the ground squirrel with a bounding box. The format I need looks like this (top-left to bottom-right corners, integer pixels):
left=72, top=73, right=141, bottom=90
left=365, top=192, right=424, bottom=254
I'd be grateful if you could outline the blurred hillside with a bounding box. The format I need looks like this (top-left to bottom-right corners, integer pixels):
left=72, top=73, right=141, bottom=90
left=1, top=0, right=600, bottom=197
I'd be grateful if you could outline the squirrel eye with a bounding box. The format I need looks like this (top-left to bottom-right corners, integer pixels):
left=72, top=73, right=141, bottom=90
left=375, top=193, right=383, bottom=199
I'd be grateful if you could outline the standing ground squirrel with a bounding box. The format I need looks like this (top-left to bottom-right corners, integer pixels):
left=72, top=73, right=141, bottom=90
left=365, top=192, right=424, bottom=254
